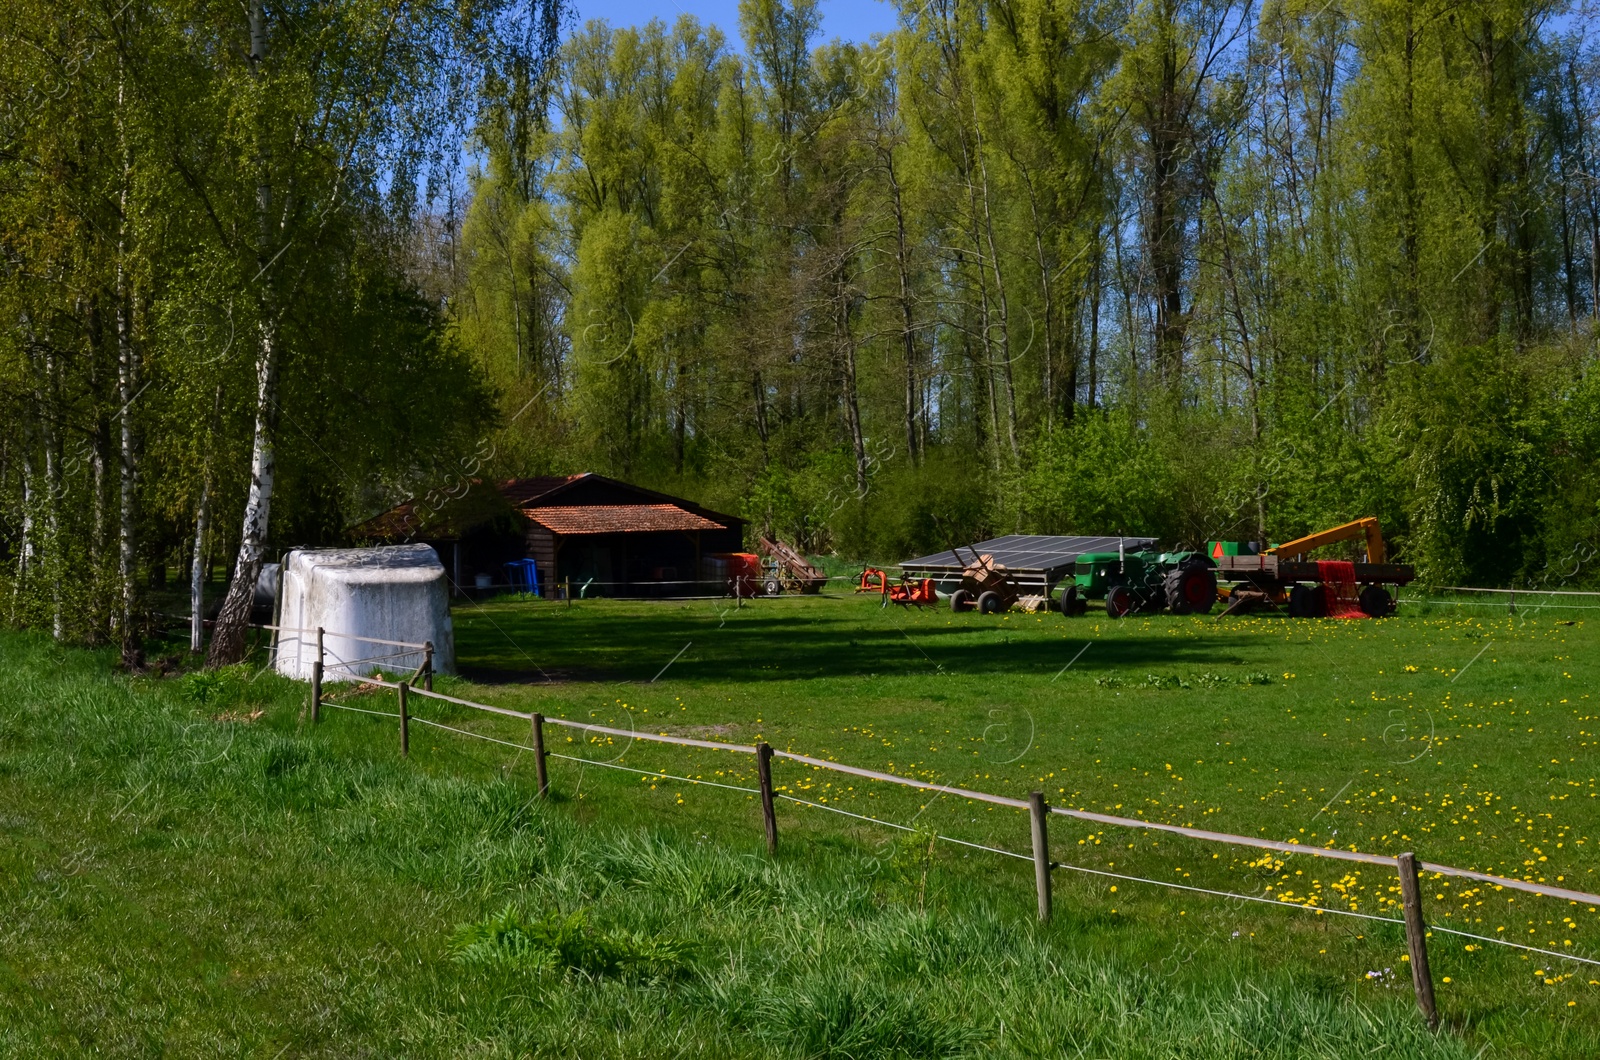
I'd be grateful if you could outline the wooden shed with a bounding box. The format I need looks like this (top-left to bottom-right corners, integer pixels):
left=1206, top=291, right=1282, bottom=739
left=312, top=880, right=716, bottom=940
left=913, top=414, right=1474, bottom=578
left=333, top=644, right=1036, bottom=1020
left=351, top=474, right=745, bottom=597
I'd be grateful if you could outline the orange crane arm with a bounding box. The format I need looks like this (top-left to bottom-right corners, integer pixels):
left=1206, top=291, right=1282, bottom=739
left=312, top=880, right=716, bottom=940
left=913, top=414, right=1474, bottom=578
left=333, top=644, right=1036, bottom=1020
left=1266, top=517, right=1387, bottom=564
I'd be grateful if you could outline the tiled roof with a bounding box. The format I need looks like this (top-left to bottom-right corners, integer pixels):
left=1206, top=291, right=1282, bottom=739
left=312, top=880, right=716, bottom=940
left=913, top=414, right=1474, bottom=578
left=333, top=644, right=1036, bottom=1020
left=349, top=477, right=575, bottom=540
left=498, top=475, right=581, bottom=507
left=525, top=504, right=727, bottom=535
left=350, top=473, right=743, bottom=540
left=349, top=500, right=426, bottom=540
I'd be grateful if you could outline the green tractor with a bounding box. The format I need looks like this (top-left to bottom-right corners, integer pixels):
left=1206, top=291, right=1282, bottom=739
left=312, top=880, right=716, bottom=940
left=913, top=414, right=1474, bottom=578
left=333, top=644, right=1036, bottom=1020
left=1066, top=548, right=1218, bottom=618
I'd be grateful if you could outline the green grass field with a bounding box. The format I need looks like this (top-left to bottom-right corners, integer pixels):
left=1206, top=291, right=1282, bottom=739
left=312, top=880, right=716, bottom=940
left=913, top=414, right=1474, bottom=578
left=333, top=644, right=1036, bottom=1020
left=1, top=591, right=1597, bottom=1056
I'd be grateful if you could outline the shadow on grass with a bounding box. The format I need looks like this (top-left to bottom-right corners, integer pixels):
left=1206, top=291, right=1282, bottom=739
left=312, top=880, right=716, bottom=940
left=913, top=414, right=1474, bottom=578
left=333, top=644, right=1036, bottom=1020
left=452, top=603, right=1259, bottom=685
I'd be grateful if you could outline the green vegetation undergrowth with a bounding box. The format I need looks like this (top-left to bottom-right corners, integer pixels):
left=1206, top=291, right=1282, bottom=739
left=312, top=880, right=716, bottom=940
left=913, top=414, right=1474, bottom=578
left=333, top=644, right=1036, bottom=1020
left=0, top=626, right=1501, bottom=1058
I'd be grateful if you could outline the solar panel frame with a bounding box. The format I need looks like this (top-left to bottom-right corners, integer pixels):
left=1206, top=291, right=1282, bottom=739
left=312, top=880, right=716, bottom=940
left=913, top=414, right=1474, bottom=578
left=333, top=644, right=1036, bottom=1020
left=898, top=534, right=1158, bottom=585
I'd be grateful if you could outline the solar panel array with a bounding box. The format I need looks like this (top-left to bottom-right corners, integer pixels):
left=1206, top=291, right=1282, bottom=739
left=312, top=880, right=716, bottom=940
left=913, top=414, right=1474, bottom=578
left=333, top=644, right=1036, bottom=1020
left=899, top=534, right=1158, bottom=578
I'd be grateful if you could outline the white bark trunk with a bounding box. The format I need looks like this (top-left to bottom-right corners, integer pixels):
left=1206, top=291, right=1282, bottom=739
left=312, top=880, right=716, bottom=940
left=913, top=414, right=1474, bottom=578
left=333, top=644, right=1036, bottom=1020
left=190, top=475, right=210, bottom=653
left=207, top=0, right=278, bottom=666
left=208, top=315, right=278, bottom=665
left=116, top=287, right=136, bottom=643
left=17, top=446, right=35, bottom=586
left=973, top=124, right=1017, bottom=459
left=44, top=348, right=63, bottom=641
left=115, top=52, right=138, bottom=659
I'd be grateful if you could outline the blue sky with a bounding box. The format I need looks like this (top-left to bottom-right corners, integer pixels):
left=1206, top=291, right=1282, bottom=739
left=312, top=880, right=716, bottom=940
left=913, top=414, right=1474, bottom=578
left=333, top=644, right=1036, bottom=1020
left=567, top=0, right=901, bottom=48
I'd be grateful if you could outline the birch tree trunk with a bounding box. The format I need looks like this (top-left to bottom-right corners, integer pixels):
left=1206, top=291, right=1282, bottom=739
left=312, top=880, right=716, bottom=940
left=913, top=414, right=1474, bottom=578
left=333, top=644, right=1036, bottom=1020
left=1571, top=60, right=1600, bottom=321
left=88, top=296, right=112, bottom=637
left=835, top=264, right=868, bottom=495
left=43, top=345, right=63, bottom=641
left=1017, top=164, right=1059, bottom=426
left=208, top=313, right=278, bottom=666
left=190, top=474, right=209, bottom=654
left=1087, top=229, right=1102, bottom=410
left=885, top=149, right=921, bottom=465
left=115, top=51, right=140, bottom=665
left=973, top=124, right=1018, bottom=459
left=15, top=447, right=35, bottom=619
left=208, top=0, right=278, bottom=667
left=116, top=260, right=138, bottom=661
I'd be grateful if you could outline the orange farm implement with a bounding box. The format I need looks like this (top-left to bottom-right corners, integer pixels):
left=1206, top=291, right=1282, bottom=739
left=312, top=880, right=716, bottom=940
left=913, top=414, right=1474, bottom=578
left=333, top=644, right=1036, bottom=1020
left=886, top=577, right=938, bottom=608
left=856, top=567, right=890, bottom=593
left=856, top=567, right=938, bottom=607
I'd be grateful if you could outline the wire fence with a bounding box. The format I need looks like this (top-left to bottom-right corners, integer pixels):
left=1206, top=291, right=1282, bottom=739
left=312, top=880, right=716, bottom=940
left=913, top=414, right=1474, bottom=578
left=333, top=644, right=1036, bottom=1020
left=301, top=631, right=1600, bottom=1031
left=1403, top=587, right=1600, bottom=612
left=1436, top=586, right=1600, bottom=597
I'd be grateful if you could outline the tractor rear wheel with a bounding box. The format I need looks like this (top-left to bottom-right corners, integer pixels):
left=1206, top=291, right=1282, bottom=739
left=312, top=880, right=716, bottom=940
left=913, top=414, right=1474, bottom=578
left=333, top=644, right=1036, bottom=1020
left=1059, top=584, right=1086, bottom=617
left=1163, top=569, right=1191, bottom=615
left=977, top=591, right=1004, bottom=614
left=950, top=589, right=975, bottom=613
left=1359, top=584, right=1395, bottom=618
left=1106, top=585, right=1136, bottom=619
left=1164, top=567, right=1218, bottom=616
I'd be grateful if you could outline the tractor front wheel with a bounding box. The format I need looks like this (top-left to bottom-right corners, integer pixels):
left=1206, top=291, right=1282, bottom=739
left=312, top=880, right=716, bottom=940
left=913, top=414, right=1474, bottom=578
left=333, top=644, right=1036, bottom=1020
left=977, top=591, right=1004, bottom=614
left=950, top=589, right=975, bottom=613
left=1106, top=585, right=1136, bottom=619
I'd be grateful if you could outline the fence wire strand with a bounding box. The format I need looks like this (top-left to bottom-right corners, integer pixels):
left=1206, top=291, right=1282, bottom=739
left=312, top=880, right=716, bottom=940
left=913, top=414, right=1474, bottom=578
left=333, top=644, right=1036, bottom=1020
left=546, top=751, right=761, bottom=794
left=410, top=716, right=537, bottom=755
left=321, top=700, right=401, bottom=720
left=1425, top=923, right=1600, bottom=969
left=779, top=793, right=1035, bottom=861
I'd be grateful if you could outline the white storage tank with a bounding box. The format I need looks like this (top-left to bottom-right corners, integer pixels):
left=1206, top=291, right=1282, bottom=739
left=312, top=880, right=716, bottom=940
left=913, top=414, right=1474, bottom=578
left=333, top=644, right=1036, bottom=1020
left=274, top=544, right=454, bottom=682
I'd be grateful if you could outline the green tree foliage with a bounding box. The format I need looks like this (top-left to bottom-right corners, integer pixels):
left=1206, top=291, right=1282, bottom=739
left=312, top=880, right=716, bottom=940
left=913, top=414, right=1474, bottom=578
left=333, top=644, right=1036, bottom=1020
left=4, top=0, right=1598, bottom=652
left=449, top=0, right=1597, bottom=584
left=0, top=0, right=552, bottom=647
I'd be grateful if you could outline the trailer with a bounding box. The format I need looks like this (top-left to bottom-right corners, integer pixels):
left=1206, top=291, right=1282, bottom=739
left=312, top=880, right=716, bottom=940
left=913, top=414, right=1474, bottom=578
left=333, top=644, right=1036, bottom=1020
left=1213, top=554, right=1412, bottom=617
left=1209, top=519, right=1414, bottom=617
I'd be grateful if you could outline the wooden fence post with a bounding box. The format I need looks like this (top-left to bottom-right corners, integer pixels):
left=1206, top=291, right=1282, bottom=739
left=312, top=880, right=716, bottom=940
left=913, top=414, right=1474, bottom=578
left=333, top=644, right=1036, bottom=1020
left=311, top=627, right=323, bottom=723
left=398, top=681, right=410, bottom=758
left=422, top=641, right=434, bottom=692
left=756, top=742, right=778, bottom=854
left=1397, top=852, right=1439, bottom=1030
left=1029, top=791, right=1052, bottom=922
left=531, top=712, right=549, bottom=798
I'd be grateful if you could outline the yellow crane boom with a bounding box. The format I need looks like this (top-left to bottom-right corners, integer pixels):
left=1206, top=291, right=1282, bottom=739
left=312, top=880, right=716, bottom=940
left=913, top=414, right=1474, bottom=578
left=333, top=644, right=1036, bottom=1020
left=1265, top=517, right=1387, bottom=564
